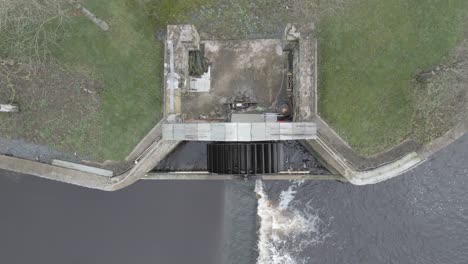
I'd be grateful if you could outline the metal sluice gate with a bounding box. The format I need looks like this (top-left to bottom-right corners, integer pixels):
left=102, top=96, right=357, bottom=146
left=207, top=142, right=284, bottom=175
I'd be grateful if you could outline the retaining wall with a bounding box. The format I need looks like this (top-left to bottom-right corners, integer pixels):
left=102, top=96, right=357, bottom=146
left=285, top=23, right=466, bottom=185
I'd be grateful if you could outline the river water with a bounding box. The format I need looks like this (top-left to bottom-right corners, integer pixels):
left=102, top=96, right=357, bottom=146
left=255, top=134, right=468, bottom=264
left=1, top=135, right=467, bottom=263
left=0, top=174, right=225, bottom=264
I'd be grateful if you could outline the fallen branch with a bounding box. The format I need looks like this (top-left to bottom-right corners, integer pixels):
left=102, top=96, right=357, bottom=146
left=67, top=0, right=109, bottom=31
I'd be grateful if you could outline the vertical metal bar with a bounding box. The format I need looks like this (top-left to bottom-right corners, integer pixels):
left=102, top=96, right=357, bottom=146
left=272, top=143, right=277, bottom=172
left=213, top=144, right=218, bottom=173
left=207, top=144, right=211, bottom=172
left=240, top=144, right=244, bottom=174
left=215, top=144, right=218, bottom=173
left=278, top=143, right=284, bottom=172
left=226, top=144, right=230, bottom=174
left=244, top=144, right=250, bottom=174
left=268, top=143, right=272, bottom=173
left=246, top=144, right=251, bottom=174
left=254, top=144, right=257, bottom=174
left=239, top=144, right=243, bottom=174
left=238, top=144, right=242, bottom=174
left=225, top=144, right=229, bottom=174
left=261, top=144, right=265, bottom=173
left=220, top=144, right=224, bottom=173
left=227, top=144, right=232, bottom=174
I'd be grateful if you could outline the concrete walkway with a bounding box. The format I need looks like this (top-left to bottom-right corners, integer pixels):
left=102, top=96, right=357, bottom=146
left=143, top=172, right=346, bottom=182
left=0, top=121, right=181, bottom=191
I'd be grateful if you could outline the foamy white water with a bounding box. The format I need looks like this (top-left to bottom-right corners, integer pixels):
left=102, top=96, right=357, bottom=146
left=255, top=180, right=331, bottom=264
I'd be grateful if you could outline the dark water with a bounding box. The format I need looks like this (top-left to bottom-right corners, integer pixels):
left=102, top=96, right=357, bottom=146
left=222, top=181, right=258, bottom=264
left=0, top=174, right=224, bottom=264
left=259, top=134, right=468, bottom=263
left=155, top=141, right=210, bottom=171
left=1, top=135, right=467, bottom=264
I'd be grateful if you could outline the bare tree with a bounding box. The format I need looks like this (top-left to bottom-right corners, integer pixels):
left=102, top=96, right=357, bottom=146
left=0, top=0, right=70, bottom=63
left=0, top=0, right=71, bottom=106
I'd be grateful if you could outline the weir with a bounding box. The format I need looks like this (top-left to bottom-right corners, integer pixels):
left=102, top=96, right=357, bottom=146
left=0, top=23, right=456, bottom=190
left=150, top=141, right=341, bottom=181
left=159, top=24, right=320, bottom=179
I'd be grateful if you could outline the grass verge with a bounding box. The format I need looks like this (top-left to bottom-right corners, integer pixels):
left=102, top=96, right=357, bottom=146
left=49, top=0, right=163, bottom=160
left=318, top=0, right=468, bottom=155
left=2, top=0, right=466, bottom=160
left=0, top=0, right=217, bottom=161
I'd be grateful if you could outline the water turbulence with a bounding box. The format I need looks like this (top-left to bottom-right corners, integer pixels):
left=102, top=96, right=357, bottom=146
left=255, top=180, right=332, bottom=264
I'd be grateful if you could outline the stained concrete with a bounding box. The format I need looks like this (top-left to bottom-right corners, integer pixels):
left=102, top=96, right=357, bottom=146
left=164, top=25, right=201, bottom=115
left=282, top=24, right=317, bottom=121
left=181, top=39, right=289, bottom=120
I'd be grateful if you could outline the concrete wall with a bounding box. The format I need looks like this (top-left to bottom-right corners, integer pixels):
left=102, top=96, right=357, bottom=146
left=282, top=24, right=317, bottom=122
left=164, top=25, right=201, bottom=115
left=143, top=172, right=346, bottom=182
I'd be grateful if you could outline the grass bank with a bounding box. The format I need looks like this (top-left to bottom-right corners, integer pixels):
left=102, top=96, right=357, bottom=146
left=52, top=0, right=163, bottom=160
left=0, top=0, right=215, bottom=161
left=318, top=0, right=468, bottom=155
left=2, top=0, right=466, bottom=160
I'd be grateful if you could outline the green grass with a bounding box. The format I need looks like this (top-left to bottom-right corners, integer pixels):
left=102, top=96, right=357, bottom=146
left=1, top=0, right=215, bottom=161
left=318, top=0, right=468, bottom=155
left=3, top=0, right=465, bottom=160
left=54, top=0, right=221, bottom=160
left=141, top=0, right=214, bottom=28
left=54, top=0, right=164, bottom=160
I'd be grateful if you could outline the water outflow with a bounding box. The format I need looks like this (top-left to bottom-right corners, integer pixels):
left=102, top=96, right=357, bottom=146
left=255, top=181, right=332, bottom=264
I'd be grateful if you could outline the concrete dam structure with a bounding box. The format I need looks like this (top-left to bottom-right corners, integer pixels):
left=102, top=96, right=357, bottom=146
left=0, top=23, right=465, bottom=190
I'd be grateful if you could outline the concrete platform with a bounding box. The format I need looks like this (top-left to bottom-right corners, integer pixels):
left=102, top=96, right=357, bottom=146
left=181, top=39, right=288, bottom=119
